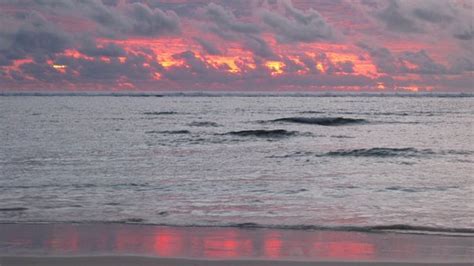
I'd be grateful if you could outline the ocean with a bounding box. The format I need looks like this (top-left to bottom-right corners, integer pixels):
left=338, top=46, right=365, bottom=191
left=0, top=93, right=473, bottom=234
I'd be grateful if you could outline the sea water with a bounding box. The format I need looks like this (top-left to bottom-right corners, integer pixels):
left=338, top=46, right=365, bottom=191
left=0, top=93, right=473, bottom=233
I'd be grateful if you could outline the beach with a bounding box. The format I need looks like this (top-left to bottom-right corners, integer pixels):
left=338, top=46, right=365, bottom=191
left=3, top=256, right=473, bottom=266
left=0, top=223, right=472, bottom=265
left=1, top=95, right=473, bottom=265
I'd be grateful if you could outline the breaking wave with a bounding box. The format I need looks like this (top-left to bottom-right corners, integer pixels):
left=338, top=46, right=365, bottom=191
left=270, top=117, right=367, bottom=126
left=268, top=148, right=472, bottom=160
left=228, top=223, right=474, bottom=236
left=299, top=111, right=325, bottom=114
left=384, top=186, right=459, bottom=193
left=146, top=130, right=190, bottom=135
left=2, top=221, right=472, bottom=236
left=323, top=147, right=434, bottom=157
left=188, top=121, right=220, bottom=127
left=440, top=150, right=474, bottom=156
left=0, top=207, right=28, bottom=212
left=224, top=129, right=299, bottom=138
left=143, top=111, right=177, bottom=115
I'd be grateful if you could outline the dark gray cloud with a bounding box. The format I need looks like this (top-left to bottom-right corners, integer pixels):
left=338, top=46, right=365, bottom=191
left=202, top=0, right=334, bottom=58
left=357, top=42, right=399, bottom=74
left=80, top=0, right=125, bottom=30
left=126, top=3, right=181, bottom=36
left=68, top=0, right=181, bottom=37
left=79, top=40, right=126, bottom=57
left=0, top=11, right=71, bottom=63
left=0, top=0, right=472, bottom=92
left=400, top=50, right=446, bottom=74
left=451, top=57, right=474, bottom=73
left=0, top=0, right=182, bottom=65
left=201, top=2, right=274, bottom=58
left=368, top=0, right=474, bottom=46
left=171, top=51, right=208, bottom=74
left=77, top=55, right=152, bottom=81
left=0, top=0, right=182, bottom=37
left=358, top=41, right=465, bottom=77
left=244, top=35, right=275, bottom=58
left=260, top=0, right=334, bottom=43
left=102, top=0, right=119, bottom=6
left=22, top=50, right=159, bottom=89
left=408, top=1, right=474, bottom=44
left=281, top=56, right=306, bottom=74
left=193, top=37, right=222, bottom=55
left=19, top=59, right=69, bottom=82
left=337, top=61, right=355, bottom=73
left=203, top=3, right=260, bottom=36
left=163, top=50, right=239, bottom=84
left=377, top=0, right=420, bottom=33
left=454, top=26, right=474, bottom=40
left=412, top=7, right=454, bottom=24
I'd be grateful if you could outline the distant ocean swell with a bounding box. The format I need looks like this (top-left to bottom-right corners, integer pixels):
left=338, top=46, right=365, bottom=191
left=268, top=117, right=367, bottom=126
left=223, top=129, right=300, bottom=138
left=323, top=148, right=435, bottom=157
left=141, top=115, right=422, bottom=128
left=135, top=110, right=466, bottom=117
left=146, top=130, right=191, bottom=134
left=0, top=183, right=461, bottom=194
left=1, top=91, right=473, bottom=97
left=141, top=126, right=472, bottom=157
left=143, top=111, right=178, bottom=115
left=269, top=148, right=471, bottom=158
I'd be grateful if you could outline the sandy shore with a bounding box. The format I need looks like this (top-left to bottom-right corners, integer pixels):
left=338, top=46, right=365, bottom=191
left=1, top=256, right=473, bottom=266
left=0, top=223, right=472, bottom=265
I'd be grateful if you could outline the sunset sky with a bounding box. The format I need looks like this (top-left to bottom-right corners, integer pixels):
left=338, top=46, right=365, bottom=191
left=0, top=0, right=473, bottom=92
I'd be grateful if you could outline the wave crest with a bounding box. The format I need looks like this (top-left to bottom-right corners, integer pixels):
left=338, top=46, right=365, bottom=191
left=229, top=223, right=474, bottom=234
left=188, top=121, right=220, bottom=127
left=4, top=221, right=471, bottom=236
left=323, top=147, right=434, bottom=157
left=224, top=129, right=299, bottom=138
left=271, top=117, right=367, bottom=126
left=143, top=111, right=177, bottom=115
left=146, top=130, right=190, bottom=135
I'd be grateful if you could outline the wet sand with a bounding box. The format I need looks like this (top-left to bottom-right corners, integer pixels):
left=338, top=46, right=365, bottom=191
left=0, top=223, right=472, bottom=265
left=1, top=256, right=473, bottom=266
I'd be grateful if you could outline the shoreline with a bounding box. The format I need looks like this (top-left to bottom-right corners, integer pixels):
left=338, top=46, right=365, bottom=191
left=0, top=221, right=472, bottom=236
left=0, top=223, right=472, bottom=265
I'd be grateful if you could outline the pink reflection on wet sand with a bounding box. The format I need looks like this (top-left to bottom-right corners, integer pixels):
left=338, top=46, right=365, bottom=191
left=314, top=241, right=374, bottom=259
left=47, top=226, right=79, bottom=252
left=0, top=224, right=471, bottom=262
left=263, top=231, right=282, bottom=258
left=153, top=228, right=183, bottom=257
left=202, top=230, right=253, bottom=258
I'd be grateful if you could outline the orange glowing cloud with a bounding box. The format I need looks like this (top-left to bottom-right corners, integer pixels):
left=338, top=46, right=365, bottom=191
left=265, top=61, right=285, bottom=76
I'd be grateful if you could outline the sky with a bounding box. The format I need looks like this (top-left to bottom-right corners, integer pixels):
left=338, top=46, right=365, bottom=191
left=0, top=0, right=473, bottom=92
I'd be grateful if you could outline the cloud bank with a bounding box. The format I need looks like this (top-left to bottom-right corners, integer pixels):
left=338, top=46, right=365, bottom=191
left=0, top=0, right=472, bottom=92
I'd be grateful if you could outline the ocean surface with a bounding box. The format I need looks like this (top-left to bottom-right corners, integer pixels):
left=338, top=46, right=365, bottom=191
left=0, top=93, right=473, bottom=233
